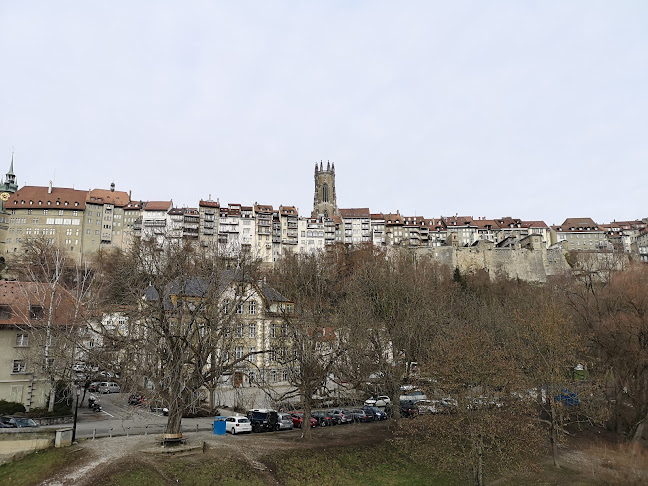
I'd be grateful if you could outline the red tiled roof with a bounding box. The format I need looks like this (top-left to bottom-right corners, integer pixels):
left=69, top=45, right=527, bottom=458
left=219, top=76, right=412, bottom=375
left=254, top=204, right=274, bottom=213
left=0, top=281, right=81, bottom=328
left=199, top=200, right=220, bottom=208
left=279, top=205, right=298, bottom=216
left=8, top=186, right=87, bottom=210
left=87, top=189, right=130, bottom=207
left=339, top=208, right=370, bottom=218
left=143, top=201, right=173, bottom=211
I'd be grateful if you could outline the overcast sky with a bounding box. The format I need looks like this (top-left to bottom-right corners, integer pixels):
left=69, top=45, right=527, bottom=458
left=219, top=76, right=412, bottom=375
left=1, top=1, right=646, bottom=225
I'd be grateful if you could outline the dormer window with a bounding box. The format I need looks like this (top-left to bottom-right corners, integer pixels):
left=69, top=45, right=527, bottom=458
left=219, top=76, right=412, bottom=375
left=0, top=304, right=11, bottom=319
left=30, top=305, right=44, bottom=320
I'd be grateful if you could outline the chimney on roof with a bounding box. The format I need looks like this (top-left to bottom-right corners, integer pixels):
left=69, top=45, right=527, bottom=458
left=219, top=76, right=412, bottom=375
left=48, top=181, right=52, bottom=194
left=110, top=182, right=115, bottom=192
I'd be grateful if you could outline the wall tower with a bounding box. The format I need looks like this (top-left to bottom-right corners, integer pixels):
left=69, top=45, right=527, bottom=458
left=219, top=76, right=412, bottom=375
left=312, top=160, right=339, bottom=218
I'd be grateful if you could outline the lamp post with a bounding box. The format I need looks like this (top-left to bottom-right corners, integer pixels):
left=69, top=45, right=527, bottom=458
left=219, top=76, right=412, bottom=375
left=72, top=386, right=80, bottom=443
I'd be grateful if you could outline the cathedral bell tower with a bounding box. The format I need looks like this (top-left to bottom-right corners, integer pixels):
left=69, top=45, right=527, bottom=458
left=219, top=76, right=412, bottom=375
left=312, top=160, right=339, bottom=218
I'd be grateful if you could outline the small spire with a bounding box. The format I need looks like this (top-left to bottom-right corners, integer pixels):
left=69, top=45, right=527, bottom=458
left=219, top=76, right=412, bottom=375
left=320, top=161, right=323, bottom=171
left=314, top=162, right=318, bottom=174
left=8, top=152, right=15, bottom=176
left=327, top=160, right=330, bottom=170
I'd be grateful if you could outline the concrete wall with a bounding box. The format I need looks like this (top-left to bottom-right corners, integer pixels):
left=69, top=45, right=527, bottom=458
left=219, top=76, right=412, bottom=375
left=0, top=428, right=56, bottom=463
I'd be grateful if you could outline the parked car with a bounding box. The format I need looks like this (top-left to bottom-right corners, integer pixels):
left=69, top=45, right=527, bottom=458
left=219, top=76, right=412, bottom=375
left=329, top=409, right=353, bottom=424
left=290, top=412, right=318, bottom=428
left=226, top=416, right=252, bottom=434
left=0, top=416, right=38, bottom=428
left=277, top=412, right=294, bottom=430
left=246, top=409, right=280, bottom=432
left=399, top=401, right=419, bottom=418
left=97, top=382, right=121, bottom=394
left=554, top=389, right=580, bottom=406
left=363, top=405, right=387, bottom=420
left=149, top=400, right=169, bottom=416
left=88, top=381, right=102, bottom=393
left=350, top=409, right=373, bottom=423
left=128, top=394, right=147, bottom=406
left=364, top=395, right=391, bottom=408
left=312, top=410, right=336, bottom=426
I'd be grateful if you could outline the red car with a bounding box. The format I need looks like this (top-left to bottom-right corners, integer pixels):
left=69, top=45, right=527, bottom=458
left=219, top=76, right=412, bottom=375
left=290, top=412, right=318, bottom=428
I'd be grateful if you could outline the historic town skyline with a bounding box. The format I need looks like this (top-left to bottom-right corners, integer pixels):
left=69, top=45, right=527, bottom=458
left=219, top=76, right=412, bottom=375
left=2, top=2, right=646, bottom=225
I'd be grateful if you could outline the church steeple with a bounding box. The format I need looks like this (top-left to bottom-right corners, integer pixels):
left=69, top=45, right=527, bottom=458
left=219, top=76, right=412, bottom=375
left=0, top=153, right=18, bottom=212
left=3, top=153, right=18, bottom=193
left=312, top=160, right=339, bottom=219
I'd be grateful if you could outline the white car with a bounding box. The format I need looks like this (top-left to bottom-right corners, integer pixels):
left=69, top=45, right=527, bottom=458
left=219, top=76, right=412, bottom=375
left=364, top=395, right=391, bottom=408
left=226, top=416, right=252, bottom=435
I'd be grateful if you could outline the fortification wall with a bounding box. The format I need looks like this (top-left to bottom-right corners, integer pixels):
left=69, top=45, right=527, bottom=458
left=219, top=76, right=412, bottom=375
left=408, top=245, right=571, bottom=283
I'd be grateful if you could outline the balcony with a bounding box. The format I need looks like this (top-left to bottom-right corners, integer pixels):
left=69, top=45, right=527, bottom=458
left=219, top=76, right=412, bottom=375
left=143, top=220, right=166, bottom=227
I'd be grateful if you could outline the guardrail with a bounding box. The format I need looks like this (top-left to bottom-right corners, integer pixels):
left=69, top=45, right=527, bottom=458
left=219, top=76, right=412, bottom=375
left=81, top=423, right=213, bottom=440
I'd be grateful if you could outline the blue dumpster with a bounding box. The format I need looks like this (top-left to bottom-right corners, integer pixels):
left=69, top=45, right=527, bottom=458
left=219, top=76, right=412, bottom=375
left=213, top=416, right=227, bottom=435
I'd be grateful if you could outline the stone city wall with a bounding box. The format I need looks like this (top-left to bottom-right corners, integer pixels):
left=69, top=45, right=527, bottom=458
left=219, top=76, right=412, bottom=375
left=401, top=245, right=571, bottom=283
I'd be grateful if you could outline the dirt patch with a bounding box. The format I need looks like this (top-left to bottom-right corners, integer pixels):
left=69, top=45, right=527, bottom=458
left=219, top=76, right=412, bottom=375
left=36, top=421, right=648, bottom=485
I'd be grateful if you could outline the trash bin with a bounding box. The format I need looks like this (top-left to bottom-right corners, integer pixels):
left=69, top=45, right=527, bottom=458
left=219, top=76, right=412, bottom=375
left=213, top=416, right=227, bottom=435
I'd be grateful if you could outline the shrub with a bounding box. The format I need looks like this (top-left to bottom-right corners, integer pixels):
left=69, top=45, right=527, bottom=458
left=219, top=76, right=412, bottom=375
left=0, top=400, right=26, bottom=415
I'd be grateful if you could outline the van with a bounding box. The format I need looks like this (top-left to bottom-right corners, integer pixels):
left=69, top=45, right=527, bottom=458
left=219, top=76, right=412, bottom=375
left=97, top=382, right=121, bottom=394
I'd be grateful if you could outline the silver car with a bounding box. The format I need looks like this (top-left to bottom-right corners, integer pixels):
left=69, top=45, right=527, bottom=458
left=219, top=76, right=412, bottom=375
left=277, top=412, right=294, bottom=430
left=97, top=381, right=121, bottom=394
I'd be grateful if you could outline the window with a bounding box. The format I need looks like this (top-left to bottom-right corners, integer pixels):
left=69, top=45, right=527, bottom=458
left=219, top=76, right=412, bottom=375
left=248, top=347, right=256, bottom=362
left=12, top=360, right=26, bottom=373
left=0, top=304, right=11, bottom=319
left=223, top=300, right=230, bottom=314
left=249, top=301, right=256, bottom=314
left=248, top=370, right=256, bottom=383
left=235, top=346, right=244, bottom=360
left=236, top=303, right=244, bottom=314
left=271, top=324, right=278, bottom=338
left=30, top=305, right=44, bottom=320
left=15, top=333, right=29, bottom=347
left=235, top=323, right=244, bottom=338
left=248, top=322, right=256, bottom=338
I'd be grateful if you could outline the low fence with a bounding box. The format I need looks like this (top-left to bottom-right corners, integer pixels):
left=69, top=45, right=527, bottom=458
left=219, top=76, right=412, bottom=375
left=79, top=422, right=215, bottom=440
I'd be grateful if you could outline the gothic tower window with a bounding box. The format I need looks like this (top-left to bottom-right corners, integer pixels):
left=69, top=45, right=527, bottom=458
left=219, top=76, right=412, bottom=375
left=322, top=183, right=329, bottom=203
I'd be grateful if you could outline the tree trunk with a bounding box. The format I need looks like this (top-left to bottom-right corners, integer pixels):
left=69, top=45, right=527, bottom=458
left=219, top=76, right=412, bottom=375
left=48, top=379, right=56, bottom=412
left=166, top=401, right=183, bottom=435
left=630, top=410, right=648, bottom=442
left=550, top=399, right=560, bottom=467
left=302, top=391, right=313, bottom=440
left=473, top=434, right=485, bottom=486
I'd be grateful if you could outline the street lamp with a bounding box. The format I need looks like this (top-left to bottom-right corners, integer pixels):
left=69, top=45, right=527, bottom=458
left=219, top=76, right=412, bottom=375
left=72, top=386, right=81, bottom=443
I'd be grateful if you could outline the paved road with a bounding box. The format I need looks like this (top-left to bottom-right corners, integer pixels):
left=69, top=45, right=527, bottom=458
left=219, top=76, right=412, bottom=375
left=42, top=392, right=228, bottom=439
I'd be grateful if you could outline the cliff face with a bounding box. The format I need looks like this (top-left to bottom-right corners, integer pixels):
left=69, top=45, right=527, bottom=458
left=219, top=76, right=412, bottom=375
left=404, top=245, right=571, bottom=283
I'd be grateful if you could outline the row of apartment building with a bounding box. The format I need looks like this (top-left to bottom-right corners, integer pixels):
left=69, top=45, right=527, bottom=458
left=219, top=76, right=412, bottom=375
left=0, top=167, right=646, bottom=263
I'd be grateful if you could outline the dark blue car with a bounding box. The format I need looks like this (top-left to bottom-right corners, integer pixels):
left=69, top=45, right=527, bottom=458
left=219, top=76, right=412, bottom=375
left=554, top=389, right=579, bottom=406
